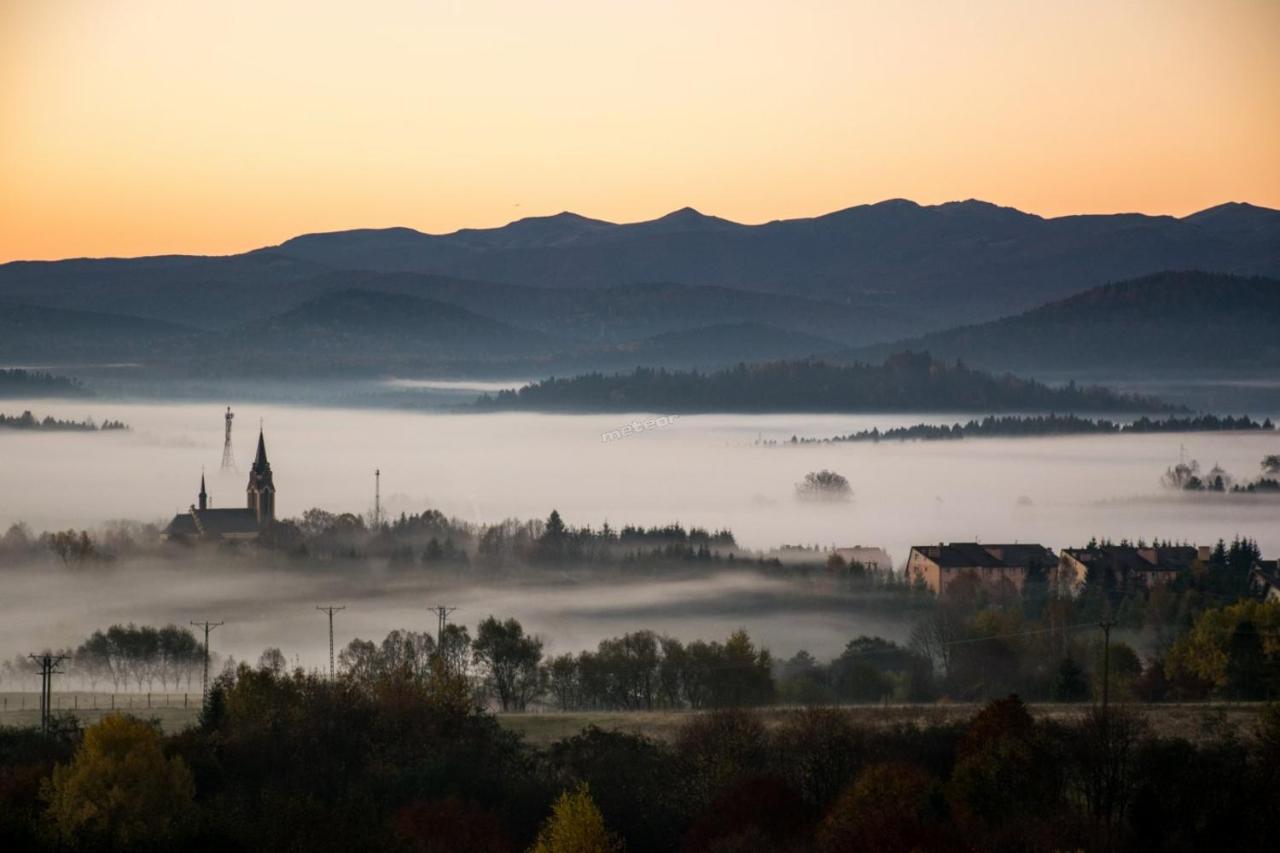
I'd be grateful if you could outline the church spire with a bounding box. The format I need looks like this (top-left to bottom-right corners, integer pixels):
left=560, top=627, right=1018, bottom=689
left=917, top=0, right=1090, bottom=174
left=253, top=426, right=269, bottom=471
left=198, top=471, right=208, bottom=511
left=246, top=423, right=275, bottom=524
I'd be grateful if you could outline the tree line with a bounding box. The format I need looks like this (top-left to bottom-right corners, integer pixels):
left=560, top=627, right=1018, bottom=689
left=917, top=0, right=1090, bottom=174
left=2, top=624, right=206, bottom=694
left=5, top=665, right=1279, bottom=851
left=791, top=412, right=1276, bottom=444
left=475, top=351, right=1173, bottom=413
left=0, top=411, right=128, bottom=431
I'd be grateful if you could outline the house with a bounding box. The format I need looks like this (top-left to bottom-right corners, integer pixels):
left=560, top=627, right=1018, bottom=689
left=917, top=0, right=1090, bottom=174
left=833, top=546, right=894, bottom=572
left=164, top=428, right=277, bottom=541
left=1054, top=544, right=1208, bottom=595
left=905, top=542, right=1056, bottom=597
left=1250, top=559, right=1280, bottom=602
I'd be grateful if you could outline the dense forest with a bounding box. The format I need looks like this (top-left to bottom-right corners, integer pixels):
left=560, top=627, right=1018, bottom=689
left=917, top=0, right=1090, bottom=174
left=3, top=643, right=1280, bottom=850
left=0, top=369, right=90, bottom=399
left=791, top=413, right=1276, bottom=444
left=477, top=352, right=1173, bottom=414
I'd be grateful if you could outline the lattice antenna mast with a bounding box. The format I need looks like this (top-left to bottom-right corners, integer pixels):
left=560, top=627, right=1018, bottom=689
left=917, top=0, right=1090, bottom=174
left=317, top=606, right=346, bottom=679
left=374, top=469, right=382, bottom=529
left=221, top=406, right=237, bottom=471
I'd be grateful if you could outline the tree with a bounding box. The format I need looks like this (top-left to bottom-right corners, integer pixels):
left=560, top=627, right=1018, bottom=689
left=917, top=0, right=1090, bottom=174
left=819, top=763, right=941, bottom=853
left=537, top=509, right=572, bottom=562
left=1052, top=656, right=1090, bottom=702
left=472, top=616, right=544, bottom=711
left=795, top=469, right=852, bottom=501
left=1166, top=600, right=1280, bottom=695
left=544, top=653, right=580, bottom=711
left=257, top=647, right=287, bottom=675
left=1225, top=621, right=1268, bottom=699
left=43, top=715, right=195, bottom=848
left=1093, top=641, right=1142, bottom=703
left=530, top=783, right=622, bottom=853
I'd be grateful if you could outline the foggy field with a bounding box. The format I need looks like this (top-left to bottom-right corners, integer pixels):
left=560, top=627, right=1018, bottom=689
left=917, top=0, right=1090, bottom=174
left=1, top=696, right=1265, bottom=746
left=2, top=397, right=1278, bottom=671
left=2, top=398, right=1277, bottom=560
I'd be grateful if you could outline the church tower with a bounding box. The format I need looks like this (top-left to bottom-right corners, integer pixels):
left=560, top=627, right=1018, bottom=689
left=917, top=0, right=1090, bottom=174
left=246, top=427, right=275, bottom=524
left=198, top=473, right=208, bottom=511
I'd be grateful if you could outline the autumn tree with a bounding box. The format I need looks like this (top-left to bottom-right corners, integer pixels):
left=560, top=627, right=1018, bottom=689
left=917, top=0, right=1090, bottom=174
left=43, top=715, right=195, bottom=848
left=530, top=783, right=622, bottom=853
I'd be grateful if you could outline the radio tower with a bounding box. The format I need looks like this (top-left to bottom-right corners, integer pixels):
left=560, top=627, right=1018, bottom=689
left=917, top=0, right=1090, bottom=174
left=374, top=468, right=382, bottom=528
left=221, top=406, right=237, bottom=471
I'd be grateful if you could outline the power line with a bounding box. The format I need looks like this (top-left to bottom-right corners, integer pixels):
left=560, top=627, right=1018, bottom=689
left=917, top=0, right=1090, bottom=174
left=1099, top=618, right=1116, bottom=717
left=427, top=605, right=457, bottom=658
left=190, top=620, right=224, bottom=705
left=27, top=653, right=67, bottom=735
left=317, top=606, right=345, bottom=679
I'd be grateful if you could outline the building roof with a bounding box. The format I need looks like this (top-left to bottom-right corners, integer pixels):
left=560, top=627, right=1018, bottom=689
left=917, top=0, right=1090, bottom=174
left=1062, top=545, right=1200, bottom=574
left=910, top=542, right=1055, bottom=569
left=165, top=507, right=262, bottom=539
left=164, top=513, right=199, bottom=537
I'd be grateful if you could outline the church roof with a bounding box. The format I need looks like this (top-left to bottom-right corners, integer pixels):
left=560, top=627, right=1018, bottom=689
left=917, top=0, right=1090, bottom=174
left=164, top=508, right=262, bottom=538
left=165, top=513, right=199, bottom=537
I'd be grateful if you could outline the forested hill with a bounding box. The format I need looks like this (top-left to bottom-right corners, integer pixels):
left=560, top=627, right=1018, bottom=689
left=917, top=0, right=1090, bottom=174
left=837, top=271, right=1280, bottom=373
left=476, top=352, right=1174, bottom=414
left=0, top=368, right=91, bottom=398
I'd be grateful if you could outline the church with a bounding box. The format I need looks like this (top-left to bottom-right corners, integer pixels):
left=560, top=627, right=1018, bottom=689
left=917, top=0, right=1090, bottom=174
left=164, top=428, right=276, bottom=540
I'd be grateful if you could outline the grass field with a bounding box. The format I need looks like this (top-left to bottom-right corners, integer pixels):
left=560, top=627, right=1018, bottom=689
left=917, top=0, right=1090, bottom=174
left=1, top=692, right=1267, bottom=745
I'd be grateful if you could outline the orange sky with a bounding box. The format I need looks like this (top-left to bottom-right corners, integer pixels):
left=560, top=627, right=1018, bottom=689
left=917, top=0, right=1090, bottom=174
left=2, top=0, right=1277, bottom=262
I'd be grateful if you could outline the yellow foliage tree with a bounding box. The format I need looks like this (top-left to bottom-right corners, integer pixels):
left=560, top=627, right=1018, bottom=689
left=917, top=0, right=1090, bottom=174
left=43, top=714, right=195, bottom=847
left=530, top=783, right=623, bottom=853
left=1165, top=600, right=1280, bottom=690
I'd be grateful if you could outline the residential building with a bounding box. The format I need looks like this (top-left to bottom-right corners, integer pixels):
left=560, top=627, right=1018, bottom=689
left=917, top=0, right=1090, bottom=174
left=1054, top=544, right=1208, bottom=595
left=905, top=542, right=1056, bottom=597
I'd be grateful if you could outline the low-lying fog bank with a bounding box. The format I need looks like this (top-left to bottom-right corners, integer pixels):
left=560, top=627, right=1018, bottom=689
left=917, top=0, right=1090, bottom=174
left=2, top=398, right=1277, bottom=669
left=0, top=558, right=909, bottom=674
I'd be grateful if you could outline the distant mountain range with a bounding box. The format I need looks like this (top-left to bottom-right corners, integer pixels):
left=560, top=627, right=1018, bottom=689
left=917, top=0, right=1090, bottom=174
left=0, top=200, right=1277, bottom=385
left=4, top=198, right=1277, bottom=333
left=837, top=271, right=1280, bottom=373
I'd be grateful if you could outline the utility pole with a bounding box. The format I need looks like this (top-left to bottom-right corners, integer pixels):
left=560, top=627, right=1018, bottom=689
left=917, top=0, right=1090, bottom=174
left=1099, top=618, right=1116, bottom=717
left=427, top=605, right=457, bottom=663
left=190, top=620, right=224, bottom=704
left=316, top=606, right=345, bottom=679
left=27, top=653, right=68, bottom=735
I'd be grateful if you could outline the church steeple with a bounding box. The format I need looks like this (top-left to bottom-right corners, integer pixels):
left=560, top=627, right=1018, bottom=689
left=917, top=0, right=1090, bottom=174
left=246, top=426, right=275, bottom=524
left=253, top=427, right=268, bottom=471
left=198, top=471, right=208, bottom=511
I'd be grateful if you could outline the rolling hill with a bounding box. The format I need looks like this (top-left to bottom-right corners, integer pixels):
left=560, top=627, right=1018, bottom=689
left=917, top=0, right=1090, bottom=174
left=476, top=351, right=1174, bottom=414
left=0, top=302, right=199, bottom=360
left=834, top=271, right=1280, bottom=373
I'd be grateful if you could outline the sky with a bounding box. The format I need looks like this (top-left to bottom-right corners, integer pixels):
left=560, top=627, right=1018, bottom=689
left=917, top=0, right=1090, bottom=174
left=1, top=0, right=1277, bottom=262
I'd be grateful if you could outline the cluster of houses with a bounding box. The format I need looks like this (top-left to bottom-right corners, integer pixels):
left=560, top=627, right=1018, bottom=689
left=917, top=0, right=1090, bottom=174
left=834, top=541, right=1280, bottom=600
